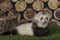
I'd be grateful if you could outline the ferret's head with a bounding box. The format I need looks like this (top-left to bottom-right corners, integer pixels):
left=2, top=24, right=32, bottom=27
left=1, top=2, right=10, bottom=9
left=33, top=11, right=51, bottom=28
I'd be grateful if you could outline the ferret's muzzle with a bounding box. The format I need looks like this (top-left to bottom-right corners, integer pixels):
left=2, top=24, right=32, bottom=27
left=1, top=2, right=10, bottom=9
left=43, top=21, right=47, bottom=24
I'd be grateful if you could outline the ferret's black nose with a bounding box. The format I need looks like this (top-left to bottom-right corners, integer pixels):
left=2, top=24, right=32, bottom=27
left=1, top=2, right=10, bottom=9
left=43, top=21, right=46, bottom=24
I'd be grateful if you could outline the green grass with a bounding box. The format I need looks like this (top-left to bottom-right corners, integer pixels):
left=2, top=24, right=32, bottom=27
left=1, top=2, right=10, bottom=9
left=0, top=26, right=60, bottom=40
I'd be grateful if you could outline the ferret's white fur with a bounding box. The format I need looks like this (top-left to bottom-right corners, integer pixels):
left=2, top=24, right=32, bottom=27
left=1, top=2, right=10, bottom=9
left=15, top=12, right=51, bottom=36
left=16, top=23, right=33, bottom=35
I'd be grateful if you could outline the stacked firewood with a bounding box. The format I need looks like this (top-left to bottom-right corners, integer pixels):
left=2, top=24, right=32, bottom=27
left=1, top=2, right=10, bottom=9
left=0, top=0, right=60, bottom=28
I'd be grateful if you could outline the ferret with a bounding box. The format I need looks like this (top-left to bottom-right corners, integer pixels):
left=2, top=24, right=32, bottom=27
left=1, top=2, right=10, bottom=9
left=1, top=11, right=51, bottom=37
left=15, top=11, right=51, bottom=36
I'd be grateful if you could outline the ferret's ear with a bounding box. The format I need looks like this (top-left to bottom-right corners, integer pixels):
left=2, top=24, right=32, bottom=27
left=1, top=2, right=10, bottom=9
left=37, top=12, right=42, bottom=16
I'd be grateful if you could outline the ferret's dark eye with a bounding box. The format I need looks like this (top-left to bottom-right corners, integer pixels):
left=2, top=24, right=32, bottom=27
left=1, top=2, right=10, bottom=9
left=46, top=17, right=48, bottom=20
left=41, top=17, right=43, bottom=20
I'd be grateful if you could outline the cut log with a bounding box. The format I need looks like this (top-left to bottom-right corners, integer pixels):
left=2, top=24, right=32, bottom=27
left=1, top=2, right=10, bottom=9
left=48, top=0, right=58, bottom=10
left=15, top=0, right=27, bottom=11
left=24, top=8, right=36, bottom=21
left=0, top=0, right=13, bottom=12
left=54, top=8, right=60, bottom=20
left=32, top=0, right=44, bottom=11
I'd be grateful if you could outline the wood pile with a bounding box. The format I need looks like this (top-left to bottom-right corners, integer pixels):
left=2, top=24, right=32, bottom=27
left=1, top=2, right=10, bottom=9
left=0, top=0, right=60, bottom=32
